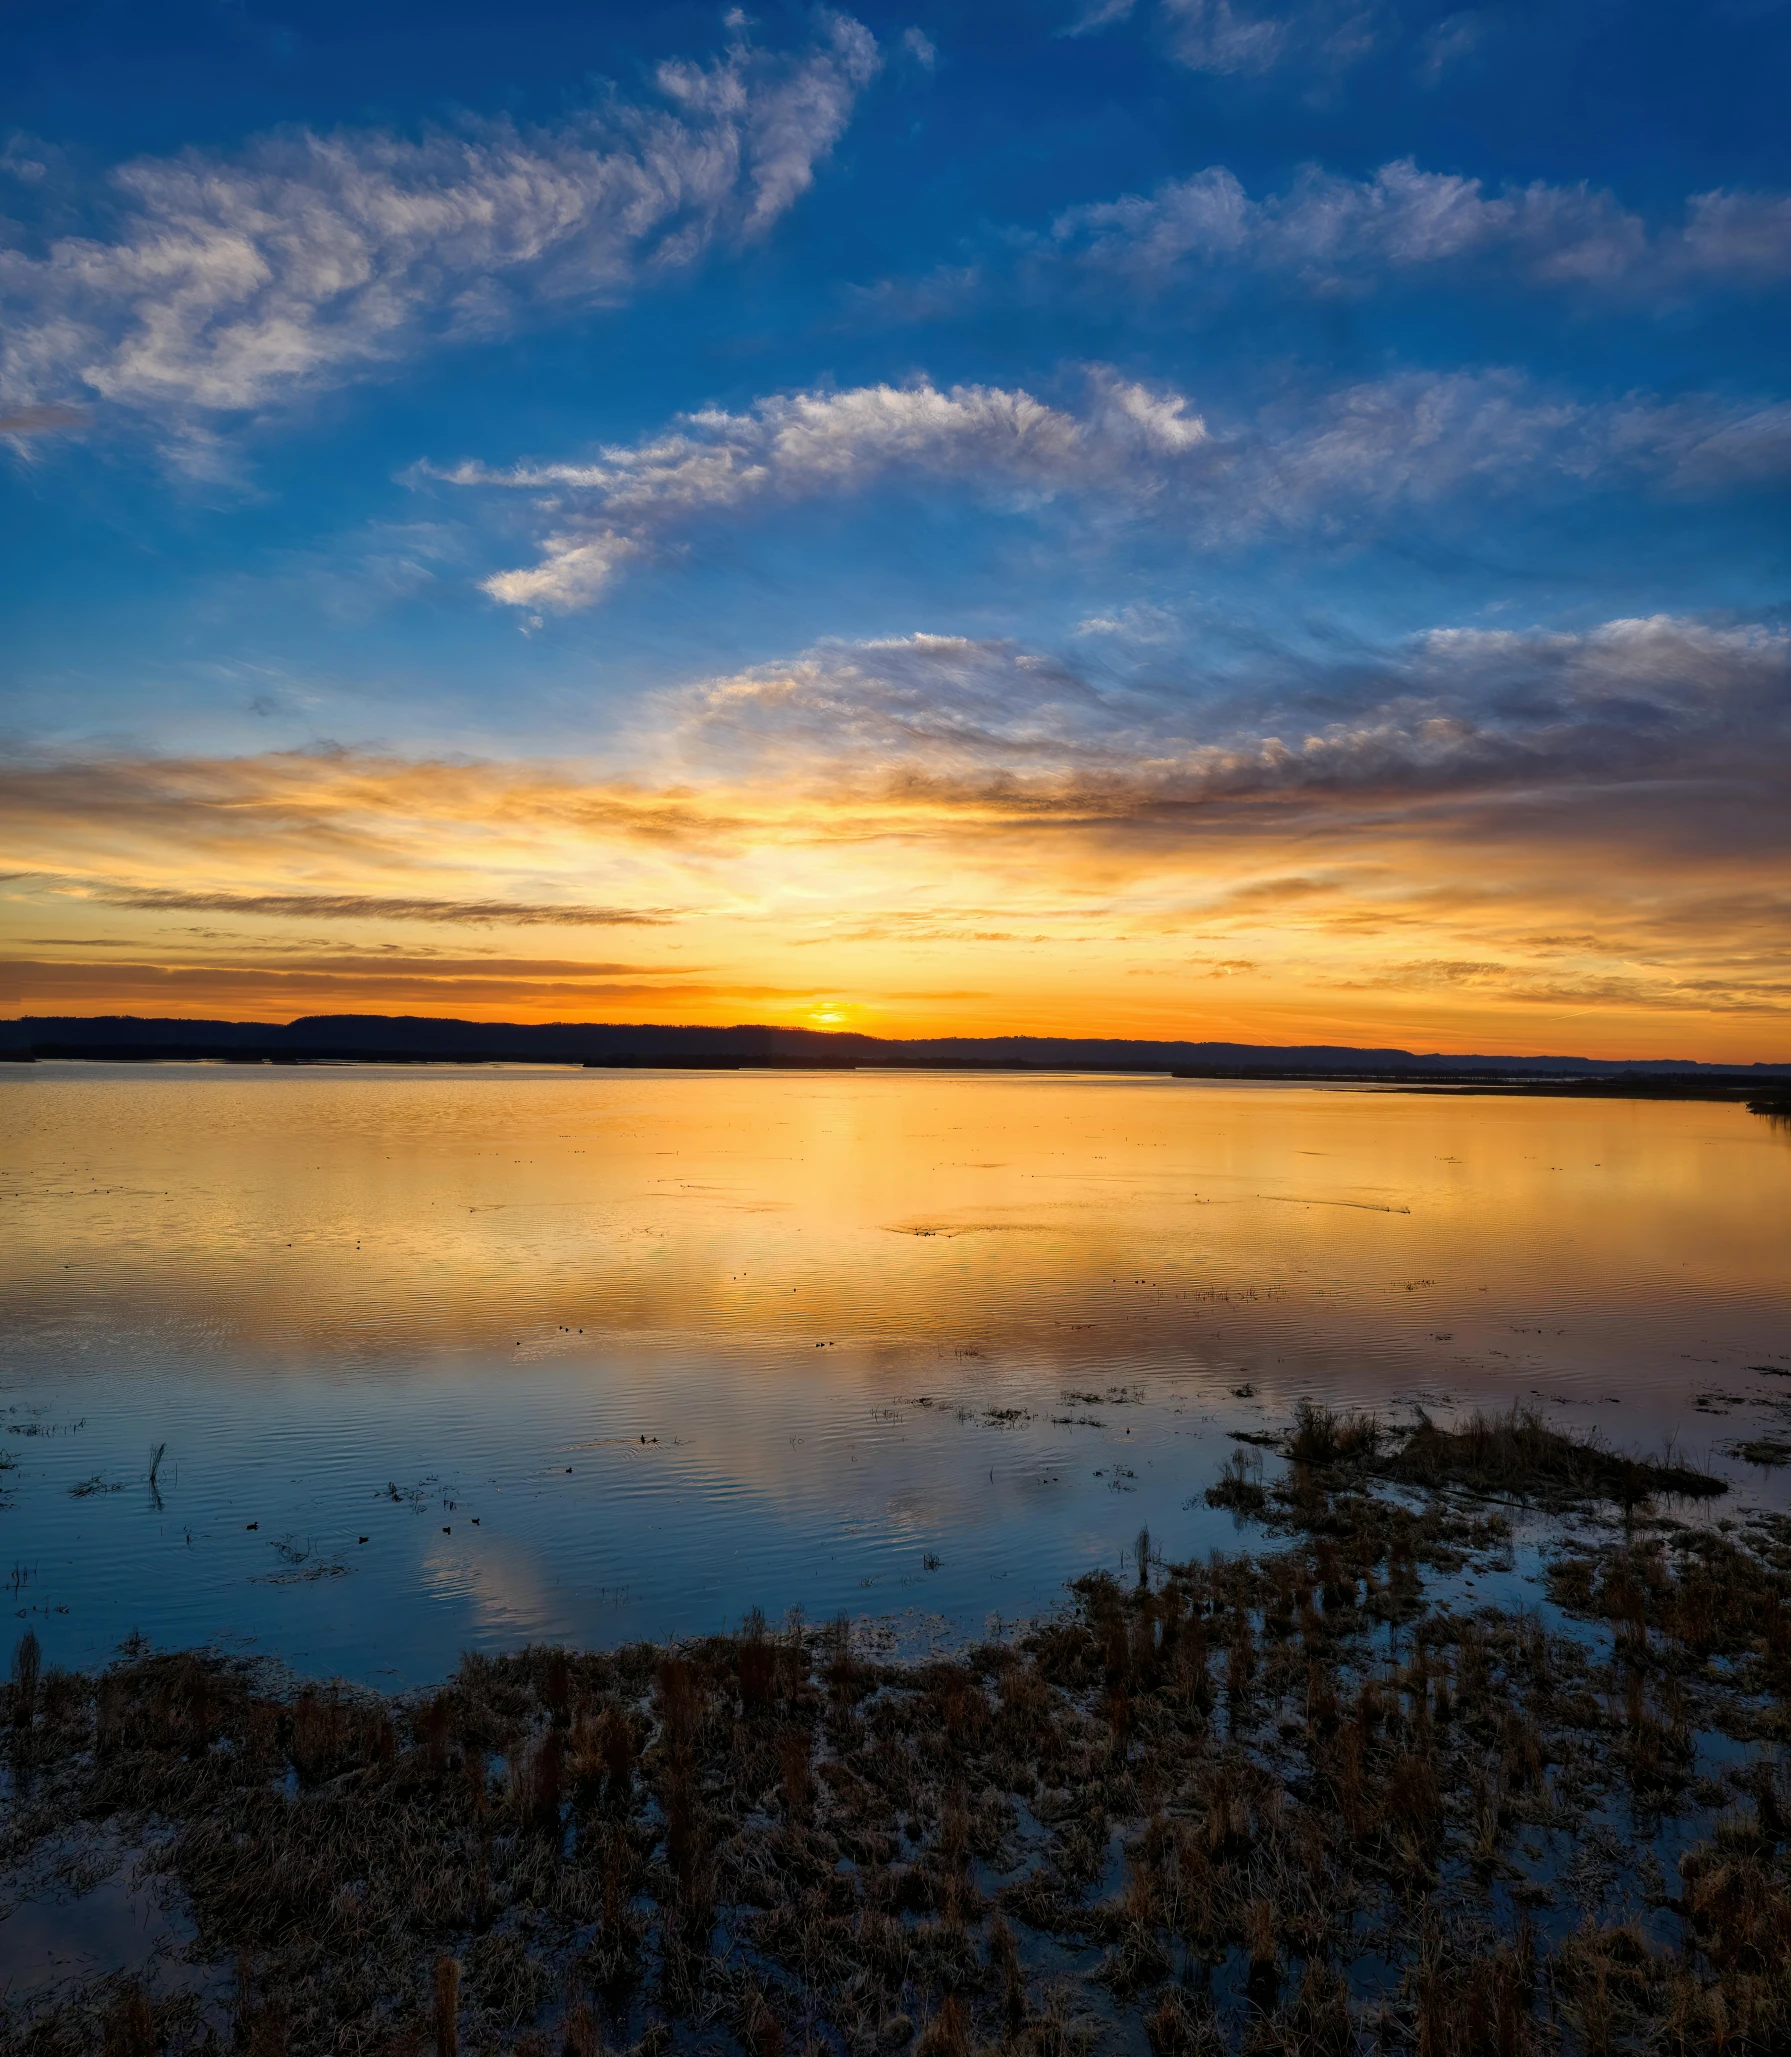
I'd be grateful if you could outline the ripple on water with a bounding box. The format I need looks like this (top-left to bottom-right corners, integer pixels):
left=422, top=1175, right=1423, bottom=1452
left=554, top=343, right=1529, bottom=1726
left=1, top=1065, right=1788, bottom=1682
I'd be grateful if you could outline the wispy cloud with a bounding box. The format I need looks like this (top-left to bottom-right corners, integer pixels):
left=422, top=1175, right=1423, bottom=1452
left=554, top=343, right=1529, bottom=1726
left=90, top=887, right=674, bottom=926
left=431, top=370, right=1206, bottom=609
left=0, top=958, right=785, bottom=1014
left=1060, top=0, right=1141, bottom=35
left=1051, top=156, right=1791, bottom=295
left=0, top=17, right=877, bottom=438
left=1159, top=0, right=1325, bottom=75
left=0, top=401, right=86, bottom=437
left=1068, top=0, right=1388, bottom=76
left=434, top=365, right=1791, bottom=611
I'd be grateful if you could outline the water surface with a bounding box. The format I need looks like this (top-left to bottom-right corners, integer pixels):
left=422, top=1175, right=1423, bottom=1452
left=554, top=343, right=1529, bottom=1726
left=3, top=1064, right=1787, bottom=1682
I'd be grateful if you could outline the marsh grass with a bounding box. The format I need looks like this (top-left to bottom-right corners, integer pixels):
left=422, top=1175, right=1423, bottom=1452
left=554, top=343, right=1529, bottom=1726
left=1203, top=1451, right=1267, bottom=1518
left=4, top=1453, right=1789, bottom=2057
left=1385, top=1405, right=1725, bottom=1508
left=1288, top=1403, right=1382, bottom=1468
left=1278, top=1400, right=1725, bottom=1512
left=8, top=1626, right=38, bottom=1727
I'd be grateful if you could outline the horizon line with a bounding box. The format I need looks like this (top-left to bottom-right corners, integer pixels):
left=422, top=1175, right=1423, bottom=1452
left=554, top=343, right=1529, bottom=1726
left=4, top=1010, right=1788, bottom=1074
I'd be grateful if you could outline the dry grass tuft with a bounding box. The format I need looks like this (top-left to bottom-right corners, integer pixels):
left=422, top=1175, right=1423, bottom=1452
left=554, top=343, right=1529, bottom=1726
left=1386, top=1403, right=1724, bottom=1507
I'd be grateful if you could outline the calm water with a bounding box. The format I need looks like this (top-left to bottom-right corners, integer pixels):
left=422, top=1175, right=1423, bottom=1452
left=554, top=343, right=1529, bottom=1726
left=3, top=1064, right=1788, bottom=1684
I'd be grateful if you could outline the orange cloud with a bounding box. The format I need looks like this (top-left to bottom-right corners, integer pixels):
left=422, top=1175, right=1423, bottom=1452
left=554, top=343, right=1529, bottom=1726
left=3, top=618, right=1788, bottom=1070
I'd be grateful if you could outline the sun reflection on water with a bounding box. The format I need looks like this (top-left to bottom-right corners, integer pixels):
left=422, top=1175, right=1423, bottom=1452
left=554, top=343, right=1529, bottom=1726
left=2, top=1064, right=1787, bottom=1682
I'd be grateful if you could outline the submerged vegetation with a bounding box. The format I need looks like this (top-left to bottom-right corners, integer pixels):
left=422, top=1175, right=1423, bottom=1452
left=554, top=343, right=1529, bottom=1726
left=3, top=1417, right=1788, bottom=2057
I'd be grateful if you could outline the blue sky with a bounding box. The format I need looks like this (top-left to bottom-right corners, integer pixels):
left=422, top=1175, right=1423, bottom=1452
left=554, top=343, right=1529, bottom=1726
left=3, top=2, right=1789, bottom=1053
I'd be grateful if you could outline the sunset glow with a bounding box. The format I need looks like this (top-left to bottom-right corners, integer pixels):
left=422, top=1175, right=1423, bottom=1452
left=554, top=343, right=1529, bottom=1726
left=3, top=5, right=1787, bottom=1060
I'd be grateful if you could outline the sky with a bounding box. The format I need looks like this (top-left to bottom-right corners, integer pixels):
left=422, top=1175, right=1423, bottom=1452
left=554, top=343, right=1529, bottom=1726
left=2, top=0, right=1788, bottom=1059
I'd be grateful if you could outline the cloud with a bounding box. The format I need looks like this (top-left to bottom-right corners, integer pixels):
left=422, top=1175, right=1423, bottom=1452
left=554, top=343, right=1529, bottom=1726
left=1, top=134, right=52, bottom=186
left=5, top=611, right=1788, bottom=1045
left=481, top=530, right=645, bottom=612
left=436, top=369, right=1207, bottom=609
left=1073, top=603, right=1181, bottom=642
left=0, top=16, right=877, bottom=434
left=0, top=748, right=758, bottom=895
left=1050, top=157, right=1791, bottom=295
left=0, top=402, right=86, bottom=436
left=443, top=380, right=1087, bottom=504
left=1681, top=187, right=1791, bottom=281
left=1326, top=951, right=1791, bottom=1014
left=91, top=888, right=674, bottom=926
left=667, top=634, right=1129, bottom=777
left=0, top=958, right=778, bottom=1013
left=437, top=365, right=1791, bottom=610
left=1272, top=375, right=1791, bottom=505
left=1061, top=0, right=1373, bottom=72
left=659, top=613, right=1791, bottom=822
left=1067, top=0, right=1387, bottom=75
left=9, top=614, right=1782, bottom=865
left=1061, top=0, right=1139, bottom=33
left=1159, top=0, right=1302, bottom=74
left=1415, top=10, right=1490, bottom=85
left=1607, top=395, right=1791, bottom=491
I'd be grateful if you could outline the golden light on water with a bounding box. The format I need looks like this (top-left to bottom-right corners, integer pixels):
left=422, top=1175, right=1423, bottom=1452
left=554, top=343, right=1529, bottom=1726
left=5, top=1063, right=1788, bottom=1675
left=8, top=1068, right=1788, bottom=1367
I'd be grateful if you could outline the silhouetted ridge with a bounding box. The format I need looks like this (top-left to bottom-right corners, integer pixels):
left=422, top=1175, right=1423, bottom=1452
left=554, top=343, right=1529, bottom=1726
left=2, top=1013, right=1786, bottom=1085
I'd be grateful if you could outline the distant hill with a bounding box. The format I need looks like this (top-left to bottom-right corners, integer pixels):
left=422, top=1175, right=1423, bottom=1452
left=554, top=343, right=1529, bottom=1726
left=3, top=1012, right=1788, bottom=1086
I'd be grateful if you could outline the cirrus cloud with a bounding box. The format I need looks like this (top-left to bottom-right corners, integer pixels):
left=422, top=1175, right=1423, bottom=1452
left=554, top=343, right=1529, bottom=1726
left=433, top=364, right=1791, bottom=613
left=1050, top=156, right=1791, bottom=296
left=0, top=16, right=877, bottom=439
left=432, top=369, right=1208, bottom=610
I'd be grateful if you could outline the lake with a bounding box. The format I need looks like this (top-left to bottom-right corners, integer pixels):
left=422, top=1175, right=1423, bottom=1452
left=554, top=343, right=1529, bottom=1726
left=3, top=1063, right=1788, bottom=1684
